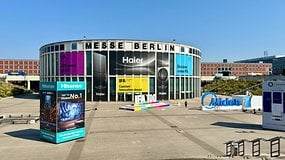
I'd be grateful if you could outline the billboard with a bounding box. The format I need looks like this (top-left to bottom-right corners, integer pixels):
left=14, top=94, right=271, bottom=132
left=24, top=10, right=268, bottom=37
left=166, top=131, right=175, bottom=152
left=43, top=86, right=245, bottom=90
left=117, top=77, right=149, bottom=93
left=93, top=52, right=108, bottom=101
left=40, top=82, right=85, bottom=144
left=157, top=52, right=169, bottom=100
left=60, top=51, right=84, bottom=75
left=175, top=54, right=193, bottom=76
left=109, top=51, right=155, bottom=75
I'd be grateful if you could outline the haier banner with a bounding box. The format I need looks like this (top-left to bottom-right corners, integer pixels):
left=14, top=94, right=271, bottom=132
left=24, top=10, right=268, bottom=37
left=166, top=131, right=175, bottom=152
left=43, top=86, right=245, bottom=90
left=175, top=54, right=193, bottom=76
left=109, top=51, right=155, bottom=75
left=262, top=81, right=285, bottom=131
left=40, top=82, right=85, bottom=144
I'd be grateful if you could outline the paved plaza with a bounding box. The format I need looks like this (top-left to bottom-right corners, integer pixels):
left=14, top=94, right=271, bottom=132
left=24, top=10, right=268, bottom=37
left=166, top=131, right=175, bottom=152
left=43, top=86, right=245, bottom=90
left=0, top=93, right=285, bottom=160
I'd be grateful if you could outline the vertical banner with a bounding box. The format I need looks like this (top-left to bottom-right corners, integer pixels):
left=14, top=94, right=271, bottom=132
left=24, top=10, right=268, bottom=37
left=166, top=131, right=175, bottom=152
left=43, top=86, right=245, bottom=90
left=175, top=54, right=193, bottom=76
left=57, top=82, right=85, bottom=143
left=60, top=51, right=84, bottom=75
left=40, top=82, right=86, bottom=143
left=93, top=52, right=108, bottom=101
left=157, top=52, right=169, bottom=100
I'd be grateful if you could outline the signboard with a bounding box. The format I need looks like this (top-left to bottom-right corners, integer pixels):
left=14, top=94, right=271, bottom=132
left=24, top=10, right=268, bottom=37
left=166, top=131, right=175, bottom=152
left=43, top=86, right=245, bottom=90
left=262, top=81, right=285, bottom=131
left=117, top=77, right=149, bottom=93
left=201, top=92, right=242, bottom=110
left=93, top=52, right=108, bottom=101
left=175, top=54, right=193, bottom=76
left=60, top=51, right=84, bottom=75
left=109, top=51, right=155, bottom=75
left=157, top=52, right=169, bottom=100
left=40, top=82, right=85, bottom=143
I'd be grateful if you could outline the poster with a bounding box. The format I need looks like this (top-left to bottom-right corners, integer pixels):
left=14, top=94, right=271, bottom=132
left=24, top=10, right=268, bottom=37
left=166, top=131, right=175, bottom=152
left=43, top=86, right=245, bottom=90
left=117, top=77, right=149, bottom=93
left=157, top=52, right=169, bottom=100
left=175, top=54, right=193, bottom=76
left=109, top=51, right=155, bottom=75
left=60, top=51, right=84, bottom=75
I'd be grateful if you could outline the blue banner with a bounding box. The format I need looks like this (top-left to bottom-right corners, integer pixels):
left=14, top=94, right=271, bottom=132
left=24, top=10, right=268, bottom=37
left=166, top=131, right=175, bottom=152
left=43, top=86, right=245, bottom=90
left=175, top=54, right=193, bottom=76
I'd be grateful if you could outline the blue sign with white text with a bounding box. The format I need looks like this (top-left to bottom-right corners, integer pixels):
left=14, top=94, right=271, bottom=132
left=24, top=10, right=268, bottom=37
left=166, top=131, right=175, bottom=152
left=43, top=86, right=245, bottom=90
left=175, top=54, right=193, bottom=76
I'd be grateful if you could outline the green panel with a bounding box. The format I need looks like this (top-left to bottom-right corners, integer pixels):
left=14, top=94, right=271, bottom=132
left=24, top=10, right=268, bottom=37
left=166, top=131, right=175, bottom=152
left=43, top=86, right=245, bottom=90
left=86, top=51, right=92, bottom=75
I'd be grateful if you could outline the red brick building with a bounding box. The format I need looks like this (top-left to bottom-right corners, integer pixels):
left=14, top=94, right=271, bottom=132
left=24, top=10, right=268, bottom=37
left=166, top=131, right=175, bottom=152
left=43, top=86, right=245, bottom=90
left=201, top=62, right=272, bottom=76
left=0, top=59, right=40, bottom=76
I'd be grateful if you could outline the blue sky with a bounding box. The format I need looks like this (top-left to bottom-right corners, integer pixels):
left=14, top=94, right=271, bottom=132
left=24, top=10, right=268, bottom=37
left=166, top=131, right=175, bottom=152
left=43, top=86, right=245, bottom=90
left=1, top=0, right=285, bottom=62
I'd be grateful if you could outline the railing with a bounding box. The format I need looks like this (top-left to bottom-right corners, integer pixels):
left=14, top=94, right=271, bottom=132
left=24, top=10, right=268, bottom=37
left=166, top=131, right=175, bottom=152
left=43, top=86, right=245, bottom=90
left=225, top=136, right=285, bottom=158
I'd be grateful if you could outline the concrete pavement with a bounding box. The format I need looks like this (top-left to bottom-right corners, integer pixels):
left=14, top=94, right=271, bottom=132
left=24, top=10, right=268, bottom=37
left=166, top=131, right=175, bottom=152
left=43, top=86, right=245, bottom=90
left=0, top=94, right=285, bottom=159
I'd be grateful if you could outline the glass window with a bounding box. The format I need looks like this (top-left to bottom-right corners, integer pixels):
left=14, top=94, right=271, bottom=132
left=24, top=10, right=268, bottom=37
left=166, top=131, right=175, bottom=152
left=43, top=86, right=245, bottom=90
left=79, top=77, right=84, bottom=81
left=110, top=77, right=116, bottom=101
left=51, top=46, right=54, bottom=52
left=189, top=48, right=192, bottom=53
left=170, top=77, right=174, bottom=99
left=55, top=45, right=59, bottom=51
left=71, top=43, right=77, bottom=50
left=86, top=77, right=92, bottom=101
left=72, top=77, right=77, bottom=81
left=66, top=77, right=71, bottom=81
left=176, top=77, right=179, bottom=99
left=181, top=78, right=184, bottom=91
left=170, top=53, right=174, bottom=75
left=181, top=47, right=184, bottom=52
left=47, top=46, right=50, bottom=52
left=55, top=53, right=59, bottom=76
left=86, top=51, right=92, bottom=75
left=149, top=77, right=155, bottom=94
left=60, top=44, right=65, bottom=51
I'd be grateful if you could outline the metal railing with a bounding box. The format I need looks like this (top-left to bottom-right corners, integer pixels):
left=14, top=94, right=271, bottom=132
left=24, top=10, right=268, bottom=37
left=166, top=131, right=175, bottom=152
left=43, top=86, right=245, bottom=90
left=225, top=136, right=285, bottom=158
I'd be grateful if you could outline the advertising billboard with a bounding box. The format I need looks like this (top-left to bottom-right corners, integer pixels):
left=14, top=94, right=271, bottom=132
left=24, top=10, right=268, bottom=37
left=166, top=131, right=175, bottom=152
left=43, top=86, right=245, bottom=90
left=175, top=54, right=193, bottom=76
left=109, top=51, right=155, bottom=75
left=157, top=52, right=169, bottom=100
left=60, top=51, right=84, bottom=75
left=93, top=52, right=108, bottom=101
left=117, top=77, right=149, bottom=93
left=40, top=82, right=85, bottom=144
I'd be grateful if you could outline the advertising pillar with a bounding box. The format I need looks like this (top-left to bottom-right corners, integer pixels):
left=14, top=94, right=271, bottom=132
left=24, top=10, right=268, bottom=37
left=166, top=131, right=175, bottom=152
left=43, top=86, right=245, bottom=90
left=40, top=82, right=86, bottom=143
left=262, top=81, right=285, bottom=131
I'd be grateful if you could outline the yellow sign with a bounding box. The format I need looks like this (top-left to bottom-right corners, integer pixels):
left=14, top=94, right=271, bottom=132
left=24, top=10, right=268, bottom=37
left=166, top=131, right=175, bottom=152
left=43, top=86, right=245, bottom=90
left=117, top=77, right=149, bottom=93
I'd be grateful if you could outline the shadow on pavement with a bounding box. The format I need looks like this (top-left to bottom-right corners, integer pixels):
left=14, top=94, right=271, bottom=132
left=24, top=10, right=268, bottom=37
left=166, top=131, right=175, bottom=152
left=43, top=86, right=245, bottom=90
left=5, top=128, right=41, bottom=142
left=211, top=121, right=263, bottom=130
left=13, top=93, right=39, bottom=100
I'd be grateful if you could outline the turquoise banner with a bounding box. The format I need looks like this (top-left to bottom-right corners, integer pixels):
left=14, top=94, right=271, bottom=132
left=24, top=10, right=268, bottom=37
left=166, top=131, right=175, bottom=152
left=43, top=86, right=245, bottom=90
left=40, top=82, right=57, bottom=91
left=175, top=54, right=193, bottom=76
left=40, top=129, right=56, bottom=143
left=57, top=82, right=85, bottom=91
left=56, top=128, right=85, bottom=143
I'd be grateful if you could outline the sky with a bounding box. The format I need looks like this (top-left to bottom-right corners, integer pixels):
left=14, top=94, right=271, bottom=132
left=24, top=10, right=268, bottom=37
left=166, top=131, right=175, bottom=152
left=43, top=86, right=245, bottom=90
left=0, top=0, right=285, bottom=62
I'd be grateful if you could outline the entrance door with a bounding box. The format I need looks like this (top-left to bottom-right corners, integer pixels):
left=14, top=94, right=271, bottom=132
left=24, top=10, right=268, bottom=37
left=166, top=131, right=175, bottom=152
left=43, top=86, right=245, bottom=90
left=126, top=93, right=132, bottom=101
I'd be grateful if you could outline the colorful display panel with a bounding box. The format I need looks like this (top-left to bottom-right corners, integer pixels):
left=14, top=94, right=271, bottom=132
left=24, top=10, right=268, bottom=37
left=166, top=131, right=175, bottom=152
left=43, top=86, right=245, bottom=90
left=175, top=54, right=193, bottom=76
left=60, top=51, right=84, bottom=75
left=40, top=82, right=85, bottom=144
left=109, top=51, right=155, bottom=75
left=117, top=77, right=149, bottom=93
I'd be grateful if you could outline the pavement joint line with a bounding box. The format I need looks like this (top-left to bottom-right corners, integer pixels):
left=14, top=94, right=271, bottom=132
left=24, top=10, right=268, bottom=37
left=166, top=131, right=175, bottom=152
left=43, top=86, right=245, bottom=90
left=147, top=110, right=224, bottom=156
left=65, top=102, right=99, bottom=160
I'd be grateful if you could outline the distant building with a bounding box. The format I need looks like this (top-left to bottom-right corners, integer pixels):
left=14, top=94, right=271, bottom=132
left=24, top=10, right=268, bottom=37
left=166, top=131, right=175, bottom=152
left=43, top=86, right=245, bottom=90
left=0, top=59, right=40, bottom=76
left=201, top=62, right=272, bottom=77
left=235, top=55, right=285, bottom=75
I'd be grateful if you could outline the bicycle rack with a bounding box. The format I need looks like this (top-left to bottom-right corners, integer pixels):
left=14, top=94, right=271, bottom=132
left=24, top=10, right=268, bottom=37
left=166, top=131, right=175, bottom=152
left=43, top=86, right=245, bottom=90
left=225, top=136, right=285, bottom=158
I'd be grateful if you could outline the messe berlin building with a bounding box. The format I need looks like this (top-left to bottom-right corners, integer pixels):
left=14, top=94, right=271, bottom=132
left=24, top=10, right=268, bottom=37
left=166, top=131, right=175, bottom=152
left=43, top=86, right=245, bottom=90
left=40, top=39, right=201, bottom=101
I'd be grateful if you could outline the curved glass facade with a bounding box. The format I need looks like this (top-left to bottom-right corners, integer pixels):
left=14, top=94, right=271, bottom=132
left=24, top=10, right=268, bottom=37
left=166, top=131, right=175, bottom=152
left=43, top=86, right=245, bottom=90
left=40, top=40, right=201, bottom=101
